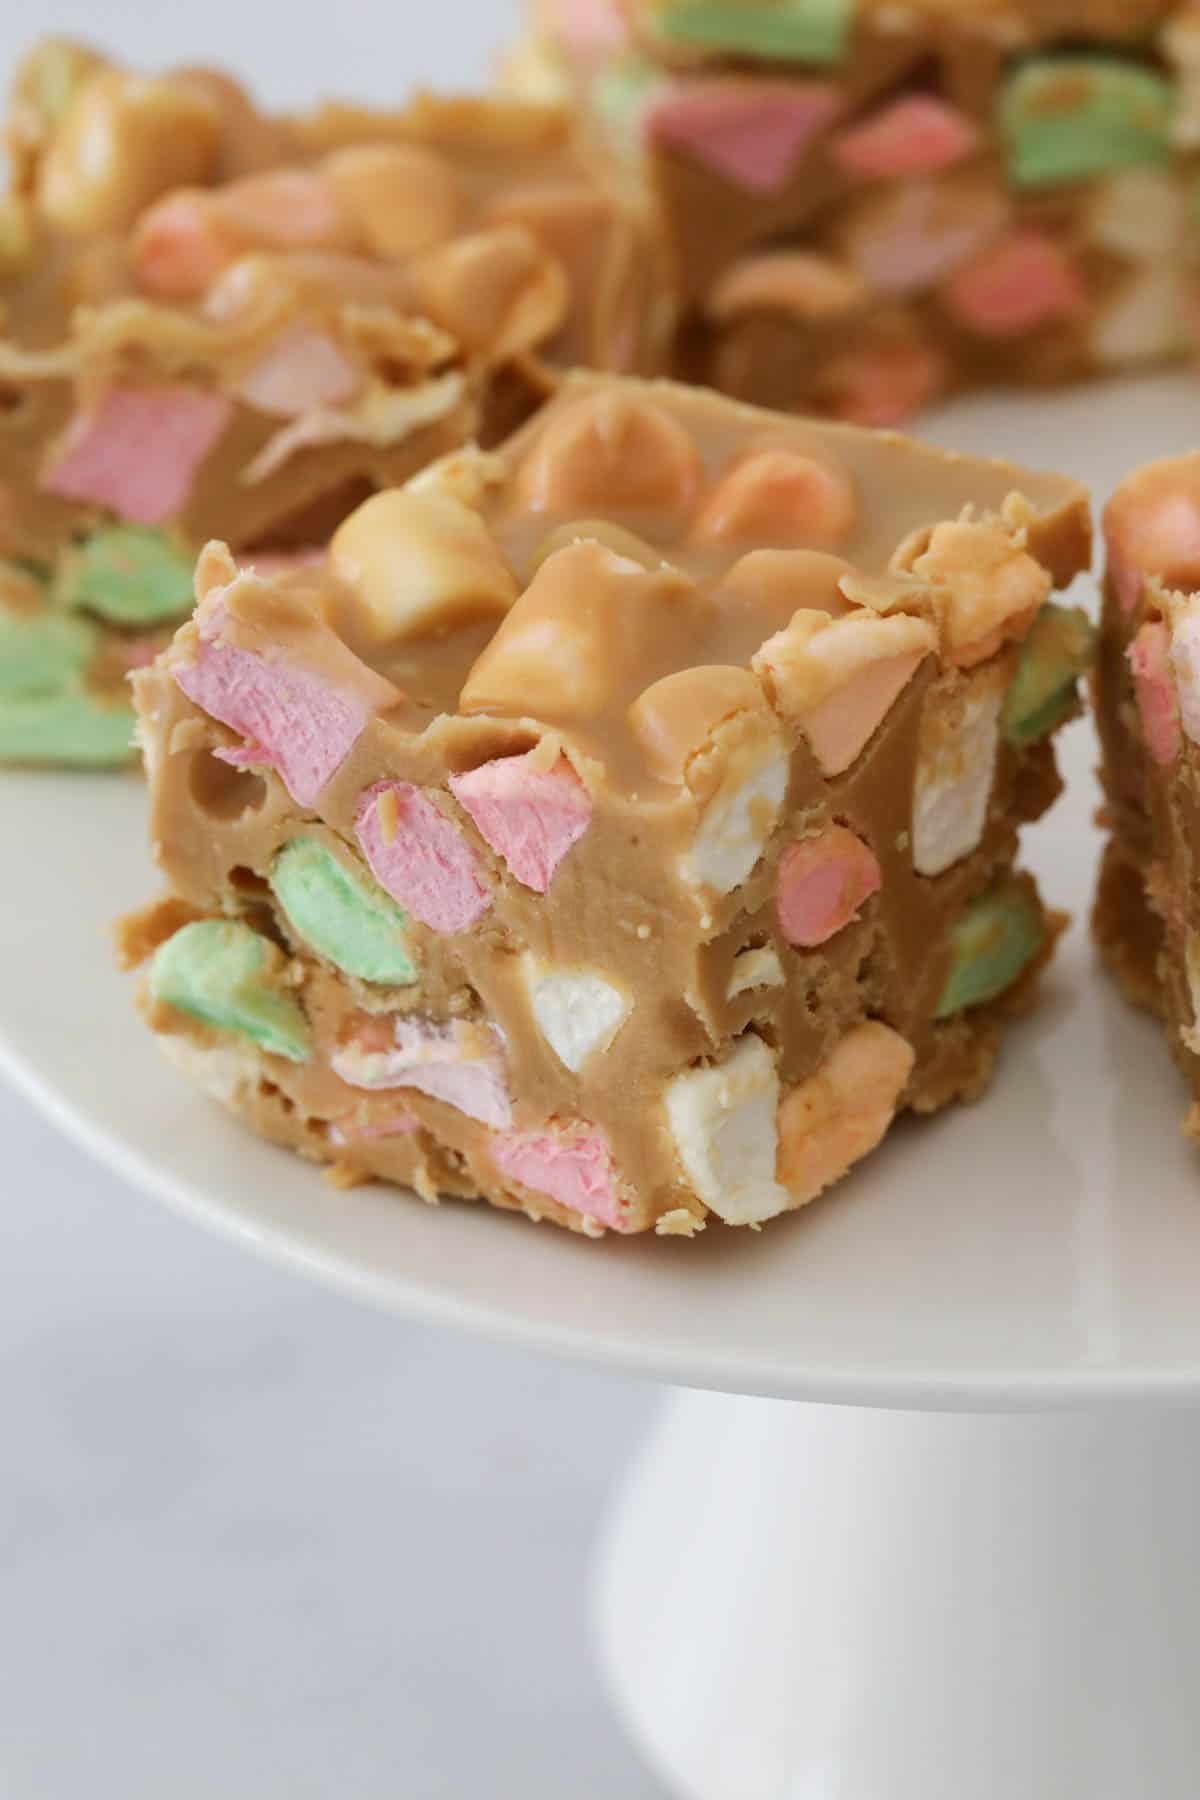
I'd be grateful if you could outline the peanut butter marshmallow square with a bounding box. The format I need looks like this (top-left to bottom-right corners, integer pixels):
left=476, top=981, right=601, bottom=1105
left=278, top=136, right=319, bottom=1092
left=507, top=0, right=1200, bottom=426
left=0, top=40, right=659, bottom=767
left=121, top=375, right=1091, bottom=1238
left=1093, top=455, right=1200, bottom=1139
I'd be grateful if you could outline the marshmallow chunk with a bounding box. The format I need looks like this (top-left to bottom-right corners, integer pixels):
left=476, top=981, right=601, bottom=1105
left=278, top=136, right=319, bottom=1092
left=665, top=1034, right=788, bottom=1226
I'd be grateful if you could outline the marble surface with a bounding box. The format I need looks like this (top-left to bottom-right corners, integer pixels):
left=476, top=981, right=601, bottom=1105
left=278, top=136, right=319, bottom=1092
left=0, top=3, right=666, bottom=1793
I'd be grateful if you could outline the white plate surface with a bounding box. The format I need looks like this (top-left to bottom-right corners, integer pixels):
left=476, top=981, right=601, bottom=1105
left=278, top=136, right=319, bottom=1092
left=4, top=374, right=1200, bottom=1410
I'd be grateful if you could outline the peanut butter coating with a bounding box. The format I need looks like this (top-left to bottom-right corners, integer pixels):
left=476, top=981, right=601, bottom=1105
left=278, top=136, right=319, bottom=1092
left=128, top=376, right=1088, bottom=1236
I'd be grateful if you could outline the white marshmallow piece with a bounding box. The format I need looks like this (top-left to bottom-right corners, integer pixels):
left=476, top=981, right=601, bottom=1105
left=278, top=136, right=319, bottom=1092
left=664, top=1034, right=789, bottom=1227
left=1091, top=264, right=1190, bottom=368
left=680, top=744, right=788, bottom=897
left=912, top=675, right=1003, bottom=878
left=521, top=958, right=631, bottom=1072
left=1087, top=169, right=1185, bottom=261
left=332, top=1016, right=512, bottom=1126
left=726, top=945, right=786, bottom=999
left=1169, top=608, right=1200, bottom=745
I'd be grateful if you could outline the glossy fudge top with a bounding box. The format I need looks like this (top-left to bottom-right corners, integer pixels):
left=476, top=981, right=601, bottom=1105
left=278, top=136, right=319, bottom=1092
left=157, top=374, right=1091, bottom=801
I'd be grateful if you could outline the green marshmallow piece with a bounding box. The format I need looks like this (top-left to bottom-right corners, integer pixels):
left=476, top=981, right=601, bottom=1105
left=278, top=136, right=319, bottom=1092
left=936, top=881, right=1044, bottom=1020
left=655, top=0, right=850, bottom=64
left=0, top=601, right=137, bottom=765
left=999, top=55, right=1174, bottom=189
left=150, top=919, right=312, bottom=1063
left=59, top=526, right=196, bottom=628
left=0, top=606, right=96, bottom=699
left=1003, top=604, right=1096, bottom=748
left=0, top=687, right=135, bottom=766
left=270, top=837, right=416, bottom=986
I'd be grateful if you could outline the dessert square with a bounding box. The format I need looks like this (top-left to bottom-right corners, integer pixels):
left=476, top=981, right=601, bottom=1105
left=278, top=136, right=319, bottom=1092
left=0, top=41, right=655, bottom=765
left=122, top=375, right=1090, bottom=1237
left=1094, top=454, right=1200, bottom=1132
left=509, top=0, right=1200, bottom=424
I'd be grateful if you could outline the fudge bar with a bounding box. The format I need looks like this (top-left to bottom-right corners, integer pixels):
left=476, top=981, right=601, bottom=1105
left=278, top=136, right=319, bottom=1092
left=0, top=42, right=655, bottom=766
left=1094, top=455, right=1200, bottom=1134
left=122, top=375, right=1091, bottom=1237
left=508, top=0, right=1200, bottom=423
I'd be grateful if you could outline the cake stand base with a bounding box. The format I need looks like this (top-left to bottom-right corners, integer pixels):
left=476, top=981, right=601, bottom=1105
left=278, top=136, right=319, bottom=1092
left=596, top=1391, right=1200, bottom=1799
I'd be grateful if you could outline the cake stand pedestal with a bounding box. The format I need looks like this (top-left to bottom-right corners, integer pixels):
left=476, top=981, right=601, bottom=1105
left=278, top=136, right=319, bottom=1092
left=597, top=1392, right=1200, bottom=1799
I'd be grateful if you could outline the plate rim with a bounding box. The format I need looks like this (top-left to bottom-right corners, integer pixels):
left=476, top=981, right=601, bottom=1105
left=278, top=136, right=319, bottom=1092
left=7, top=1028, right=1200, bottom=1414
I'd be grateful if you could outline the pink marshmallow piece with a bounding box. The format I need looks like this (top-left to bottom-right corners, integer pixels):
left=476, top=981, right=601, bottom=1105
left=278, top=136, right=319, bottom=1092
left=175, top=600, right=384, bottom=806
left=42, top=385, right=233, bottom=525
left=553, top=0, right=628, bottom=54
left=831, top=95, right=979, bottom=181
left=847, top=184, right=1006, bottom=297
left=777, top=825, right=882, bottom=948
left=492, top=1123, right=629, bottom=1232
left=449, top=751, right=592, bottom=893
left=356, top=781, right=492, bottom=932
left=236, top=326, right=360, bottom=418
left=333, top=1016, right=511, bottom=1127
left=827, top=345, right=947, bottom=428
left=1129, top=621, right=1181, bottom=766
left=943, top=230, right=1086, bottom=339
left=132, top=191, right=232, bottom=301
left=646, top=81, right=840, bottom=194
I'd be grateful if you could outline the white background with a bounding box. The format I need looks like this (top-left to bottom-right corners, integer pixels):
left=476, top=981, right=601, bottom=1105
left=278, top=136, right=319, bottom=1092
left=0, top=4, right=667, bottom=1794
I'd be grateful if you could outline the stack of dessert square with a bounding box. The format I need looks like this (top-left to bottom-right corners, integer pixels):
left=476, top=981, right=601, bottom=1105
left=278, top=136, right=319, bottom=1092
left=122, top=375, right=1092, bottom=1235
left=510, top=0, right=1200, bottom=423
left=0, top=40, right=654, bottom=765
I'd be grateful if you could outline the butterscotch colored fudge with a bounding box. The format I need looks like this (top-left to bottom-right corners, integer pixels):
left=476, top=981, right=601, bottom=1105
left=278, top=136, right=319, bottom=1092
left=1093, top=454, right=1200, bottom=1135
left=0, top=41, right=655, bottom=766
left=120, top=375, right=1091, bottom=1237
left=508, top=0, right=1200, bottom=423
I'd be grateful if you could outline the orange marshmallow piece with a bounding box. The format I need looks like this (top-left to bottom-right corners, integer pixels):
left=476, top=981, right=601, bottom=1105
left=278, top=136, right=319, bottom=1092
left=628, top=665, right=770, bottom=784
left=693, top=449, right=857, bottom=548
left=409, top=225, right=568, bottom=360
left=776, top=1022, right=914, bottom=1209
left=324, top=143, right=462, bottom=258
left=515, top=390, right=704, bottom=517
left=754, top=609, right=934, bottom=775
left=1103, top=458, right=1200, bottom=615
left=461, top=540, right=693, bottom=722
left=776, top=825, right=881, bottom=948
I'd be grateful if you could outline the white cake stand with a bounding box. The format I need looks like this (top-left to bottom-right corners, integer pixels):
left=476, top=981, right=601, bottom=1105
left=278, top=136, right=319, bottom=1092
left=5, top=376, right=1200, bottom=1798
